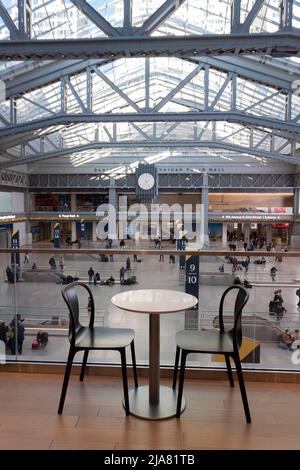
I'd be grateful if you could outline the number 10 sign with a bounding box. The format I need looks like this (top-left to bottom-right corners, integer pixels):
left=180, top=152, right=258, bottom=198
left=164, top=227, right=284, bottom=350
left=185, top=255, right=199, bottom=308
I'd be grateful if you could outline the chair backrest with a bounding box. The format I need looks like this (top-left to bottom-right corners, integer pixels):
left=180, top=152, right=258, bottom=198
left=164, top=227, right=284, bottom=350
left=61, top=282, right=95, bottom=346
left=218, top=285, right=249, bottom=349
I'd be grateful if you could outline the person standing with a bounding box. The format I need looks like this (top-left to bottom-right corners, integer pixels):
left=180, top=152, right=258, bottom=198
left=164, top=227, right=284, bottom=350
left=270, top=266, right=277, bottom=281
left=120, top=266, right=125, bottom=283
left=88, top=267, right=94, bottom=284
left=159, top=253, right=164, bottom=262
left=59, top=255, right=64, bottom=270
left=296, top=288, right=300, bottom=307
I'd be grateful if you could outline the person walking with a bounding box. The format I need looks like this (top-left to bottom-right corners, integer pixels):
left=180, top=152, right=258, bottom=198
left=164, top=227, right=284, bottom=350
left=24, top=252, right=30, bottom=264
left=59, top=255, right=64, bottom=270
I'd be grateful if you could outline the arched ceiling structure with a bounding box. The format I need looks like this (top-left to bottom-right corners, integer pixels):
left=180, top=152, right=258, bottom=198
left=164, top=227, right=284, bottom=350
left=0, top=0, right=300, bottom=176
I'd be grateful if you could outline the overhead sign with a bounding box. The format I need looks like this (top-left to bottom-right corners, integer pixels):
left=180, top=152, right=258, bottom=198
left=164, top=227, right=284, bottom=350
left=0, top=215, right=16, bottom=221
left=271, top=207, right=293, bottom=214
left=272, top=223, right=289, bottom=228
left=221, top=214, right=291, bottom=220
left=58, top=213, right=80, bottom=219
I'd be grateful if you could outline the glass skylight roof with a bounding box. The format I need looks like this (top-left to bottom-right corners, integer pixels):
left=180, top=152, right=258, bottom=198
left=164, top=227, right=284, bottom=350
left=0, top=0, right=299, bottom=169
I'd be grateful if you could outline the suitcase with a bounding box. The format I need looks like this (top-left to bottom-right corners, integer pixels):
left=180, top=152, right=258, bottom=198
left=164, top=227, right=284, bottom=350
left=32, top=339, right=39, bottom=349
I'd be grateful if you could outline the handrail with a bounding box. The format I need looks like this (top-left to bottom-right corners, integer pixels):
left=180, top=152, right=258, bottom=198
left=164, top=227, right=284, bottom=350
left=3, top=248, right=300, bottom=256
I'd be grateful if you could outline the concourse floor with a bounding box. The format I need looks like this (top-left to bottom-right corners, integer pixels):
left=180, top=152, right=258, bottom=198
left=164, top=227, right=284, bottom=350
left=1, top=242, right=300, bottom=370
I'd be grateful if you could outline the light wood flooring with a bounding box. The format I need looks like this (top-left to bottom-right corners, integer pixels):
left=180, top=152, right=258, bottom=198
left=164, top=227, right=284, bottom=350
left=1, top=372, right=300, bottom=450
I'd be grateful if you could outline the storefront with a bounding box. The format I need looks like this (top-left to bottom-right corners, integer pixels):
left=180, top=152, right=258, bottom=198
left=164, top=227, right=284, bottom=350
left=0, top=223, right=12, bottom=248
left=31, top=225, right=40, bottom=243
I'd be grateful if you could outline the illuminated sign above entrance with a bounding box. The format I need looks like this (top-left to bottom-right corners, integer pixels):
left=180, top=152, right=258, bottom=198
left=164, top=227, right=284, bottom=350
left=221, top=215, right=290, bottom=221
left=0, top=214, right=16, bottom=221
left=58, top=214, right=80, bottom=219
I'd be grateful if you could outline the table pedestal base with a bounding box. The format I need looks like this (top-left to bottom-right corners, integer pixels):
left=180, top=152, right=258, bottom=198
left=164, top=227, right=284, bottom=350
left=124, top=385, right=185, bottom=420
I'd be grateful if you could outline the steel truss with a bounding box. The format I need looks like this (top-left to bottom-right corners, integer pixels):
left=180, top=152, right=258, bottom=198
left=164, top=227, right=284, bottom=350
left=0, top=0, right=299, bottom=59
left=0, top=33, right=300, bottom=60
left=0, top=1, right=300, bottom=170
left=0, top=170, right=28, bottom=187
left=0, top=138, right=299, bottom=170
left=1, top=56, right=300, bottom=166
left=28, top=172, right=295, bottom=190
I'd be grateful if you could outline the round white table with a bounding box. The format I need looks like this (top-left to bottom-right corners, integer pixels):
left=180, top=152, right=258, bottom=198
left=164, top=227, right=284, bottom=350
left=111, top=289, right=198, bottom=420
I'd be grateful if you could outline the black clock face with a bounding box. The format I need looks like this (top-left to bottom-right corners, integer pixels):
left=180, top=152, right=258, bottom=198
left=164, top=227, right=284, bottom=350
left=137, top=173, right=155, bottom=190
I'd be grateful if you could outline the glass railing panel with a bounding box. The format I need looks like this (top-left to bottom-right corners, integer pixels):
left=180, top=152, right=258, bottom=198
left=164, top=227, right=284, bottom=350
left=1, top=248, right=300, bottom=372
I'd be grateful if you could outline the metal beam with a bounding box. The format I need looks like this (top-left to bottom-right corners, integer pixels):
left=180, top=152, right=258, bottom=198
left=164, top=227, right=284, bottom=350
left=0, top=32, right=299, bottom=60
left=1, top=112, right=300, bottom=137
left=138, top=0, right=186, bottom=35
left=153, top=64, right=203, bottom=112
left=70, top=0, right=121, bottom=37
left=4, top=54, right=299, bottom=102
left=231, top=0, right=241, bottom=33
left=0, top=140, right=298, bottom=169
left=0, top=1, right=20, bottom=39
left=123, top=0, right=132, bottom=34
left=92, top=66, right=141, bottom=112
left=239, top=0, right=265, bottom=33
left=18, top=0, right=29, bottom=38
left=3, top=59, right=105, bottom=98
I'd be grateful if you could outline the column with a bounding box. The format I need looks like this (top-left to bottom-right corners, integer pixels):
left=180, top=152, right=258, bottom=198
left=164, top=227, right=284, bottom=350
left=222, top=222, right=227, bottom=247
left=266, top=224, right=272, bottom=245
left=244, top=224, right=250, bottom=243
left=71, top=221, right=76, bottom=242
left=291, top=187, right=300, bottom=247
left=71, top=193, right=76, bottom=212
left=109, top=178, right=117, bottom=245
left=24, top=190, right=32, bottom=245
left=202, top=174, right=209, bottom=247
left=92, top=222, right=97, bottom=241
left=293, top=188, right=300, bottom=215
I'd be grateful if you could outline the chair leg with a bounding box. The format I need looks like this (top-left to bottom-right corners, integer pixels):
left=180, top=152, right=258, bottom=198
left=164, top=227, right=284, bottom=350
left=172, top=346, right=181, bottom=390
left=130, top=340, right=138, bottom=389
left=224, top=354, right=234, bottom=387
left=233, top=353, right=251, bottom=423
left=176, top=350, right=187, bottom=417
left=120, top=348, right=130, bottom=416
left=58, top=348, right=75, bottom=414
left=80, top=350, right=89, bottom=382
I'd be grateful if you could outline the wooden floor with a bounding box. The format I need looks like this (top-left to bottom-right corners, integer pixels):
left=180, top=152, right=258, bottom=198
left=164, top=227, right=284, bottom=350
left=1, top=371, right=300, bottom=450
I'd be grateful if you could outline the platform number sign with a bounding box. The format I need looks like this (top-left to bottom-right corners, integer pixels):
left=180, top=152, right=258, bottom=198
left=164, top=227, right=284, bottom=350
left=176, top=238, right=187, bottom=269
left=11, top=230, right=20, bottom=265
left=80, top=221, right=85, bottom=240
left=185, top=255, right=199, bottom=307
left=53, top=223, right=60, bottom=248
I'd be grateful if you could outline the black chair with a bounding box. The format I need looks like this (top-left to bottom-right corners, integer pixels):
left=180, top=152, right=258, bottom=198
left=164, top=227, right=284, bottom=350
left=58, top=282, right=138, bottom=415
left=173, top=285, right=251, bottom=423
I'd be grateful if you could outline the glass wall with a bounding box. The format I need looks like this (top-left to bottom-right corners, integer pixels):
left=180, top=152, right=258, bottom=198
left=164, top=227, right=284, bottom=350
left=0, top=248, right=300, bottom=372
